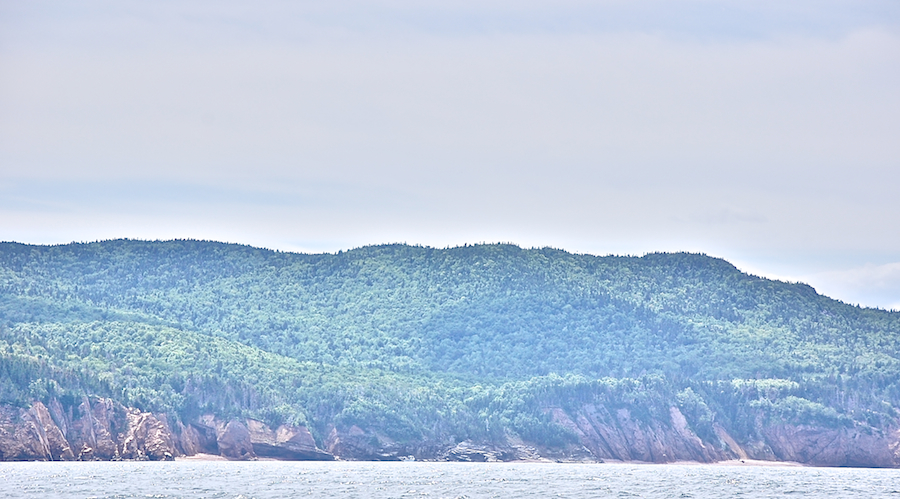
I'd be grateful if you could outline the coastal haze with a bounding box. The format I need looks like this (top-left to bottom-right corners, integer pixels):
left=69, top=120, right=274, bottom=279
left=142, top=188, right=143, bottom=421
left=1, top=0, right=899, bottom=310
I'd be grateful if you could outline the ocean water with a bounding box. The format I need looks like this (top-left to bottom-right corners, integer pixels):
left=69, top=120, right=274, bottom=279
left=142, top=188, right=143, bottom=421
left=1, top=461, right=898, bottom=499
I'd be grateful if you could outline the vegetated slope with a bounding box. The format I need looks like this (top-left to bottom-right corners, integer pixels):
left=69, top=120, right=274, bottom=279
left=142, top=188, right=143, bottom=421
left=1, top=240, right=899, bottom=464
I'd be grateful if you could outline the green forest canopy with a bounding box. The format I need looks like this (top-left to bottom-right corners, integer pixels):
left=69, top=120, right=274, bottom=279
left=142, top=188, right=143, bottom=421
left=1, top=240, right=898, bottom=446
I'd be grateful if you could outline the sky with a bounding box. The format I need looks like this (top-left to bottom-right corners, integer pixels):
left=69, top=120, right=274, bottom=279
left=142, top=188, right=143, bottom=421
left=1, top=0, right=899, bottom=310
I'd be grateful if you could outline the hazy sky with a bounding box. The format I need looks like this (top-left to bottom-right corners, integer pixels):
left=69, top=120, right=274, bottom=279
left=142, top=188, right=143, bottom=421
left=1, top=0, right=899, bottom=309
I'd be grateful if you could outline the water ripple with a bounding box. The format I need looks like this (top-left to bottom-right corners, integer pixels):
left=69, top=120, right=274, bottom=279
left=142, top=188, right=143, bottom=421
left=0, top=461, right=898, bottom=499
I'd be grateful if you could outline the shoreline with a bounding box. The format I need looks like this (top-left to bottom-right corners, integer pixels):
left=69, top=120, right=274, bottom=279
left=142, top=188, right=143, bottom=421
left=0, top=457, right=825, bottom=468
left=169, top=455, right=808, bottom=467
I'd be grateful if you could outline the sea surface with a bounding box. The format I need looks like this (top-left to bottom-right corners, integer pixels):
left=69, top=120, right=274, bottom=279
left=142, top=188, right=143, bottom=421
left=1, top=461, right=898, bottom=499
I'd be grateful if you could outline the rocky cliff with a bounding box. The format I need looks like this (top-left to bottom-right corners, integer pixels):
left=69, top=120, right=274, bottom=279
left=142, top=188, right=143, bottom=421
left=0, top=398, right=332, bottom=461
left=0, top=398, right=176, bottom=461
left=547, top=403, right=900, bottom=467
left=758, top=424, right=900, bottom=467
left=3, top=398, right=899, bottom=466
left=321, top=403, right=900, bottom=467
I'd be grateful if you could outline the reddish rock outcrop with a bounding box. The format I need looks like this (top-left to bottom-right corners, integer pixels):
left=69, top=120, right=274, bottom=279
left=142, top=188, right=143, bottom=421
left=28, top=401, right=74, bottom=460
left=247, top=419, right=333, bottom=460
left=119, top=410, right=178, bottom=461
left=325, top=425, right=449, bottom=461
left=1, top=400, right=333, bottom=462
left=547, top=402, right=900, bottom=467
left=326, top=424, right=398, bottom=460
left=6, top=398, right=899, bottom=466
left=0, top=404, right=73, bottom=461
left=759, top=425, right=900, bottom=467
left=66, top=396, right=120, bottom=460
left=189, top=415, right=256, bottom=460
left=549, top=404, right=731, bottom=463
left=216, top=420, right=256, bottom=460
left=175, top=421, right=208, bottom=455
left=0, top=398, right=177, bottom=461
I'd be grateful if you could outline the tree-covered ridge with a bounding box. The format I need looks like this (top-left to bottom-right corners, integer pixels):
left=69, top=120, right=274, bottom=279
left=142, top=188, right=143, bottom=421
left=1, top=239, right=898, bottom=451
left=2, top=240, right=898, bottom=380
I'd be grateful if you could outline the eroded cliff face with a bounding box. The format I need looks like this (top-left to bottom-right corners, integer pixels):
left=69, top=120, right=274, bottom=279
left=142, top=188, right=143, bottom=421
left=0, top=402, right=72, bottom=461
left=0, top=399, right=332, bottom=462
left=322, top=425, right=566, bottom=463
left=758, top=425, right=900, bottom=467
left=0, top=398, right=174, bottom=461
left=174, top=414, right=334, bottom=461
left=4, top=398, right=900, bottom=466
left=324, top=424, right=445, bottom=461
left=546, top=403, right=900, bottom=467
left=321, top=404, right=900, bottom=466
left=247, top=418, right=332, bottom=460
left=549, top=405, right=731, bottom=463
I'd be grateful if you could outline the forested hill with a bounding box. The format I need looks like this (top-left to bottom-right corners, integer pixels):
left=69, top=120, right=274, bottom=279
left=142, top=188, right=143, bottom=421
left=2, top=240, right=899, bottom=465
